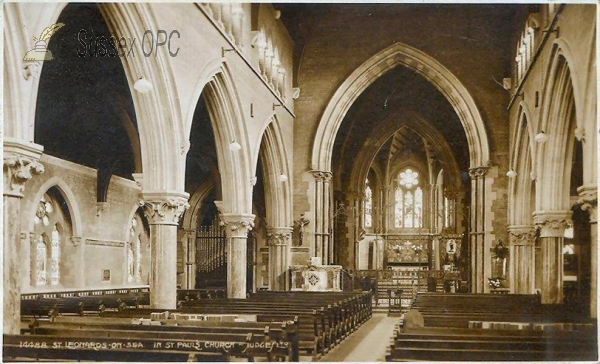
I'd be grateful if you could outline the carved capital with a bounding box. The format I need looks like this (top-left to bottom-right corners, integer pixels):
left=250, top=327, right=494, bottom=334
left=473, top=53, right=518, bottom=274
left=139, top=196, right=189, bottom=225
left=22, top=61, right=42, bottom=80
left=220, top=214, right=255, bottom=238
left=468, top=166, right=489, bottom=180
left=508, top=226, right=536, bottom=246
left=266, top=227, right=293, bottom=246
left=577, top=185, right=598, bottom=223
left=533, top=211, right=572, bottom=238
left=311, top=170, right=332, bottom=183
left=4, top=153, right=44, bottom=197
left=70, top=236, right=83, bottom=247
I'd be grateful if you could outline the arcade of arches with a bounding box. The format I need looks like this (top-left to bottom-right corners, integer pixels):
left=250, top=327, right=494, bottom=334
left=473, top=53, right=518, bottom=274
left=3, top=2, right=597, bottom=335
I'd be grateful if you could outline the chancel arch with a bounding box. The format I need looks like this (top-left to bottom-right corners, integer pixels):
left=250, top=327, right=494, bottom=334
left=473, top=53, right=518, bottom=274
left=312, top=42, right=490, bottom=173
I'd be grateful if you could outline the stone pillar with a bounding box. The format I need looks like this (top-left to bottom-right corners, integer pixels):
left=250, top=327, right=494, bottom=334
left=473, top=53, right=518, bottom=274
left=3, top=143, right=44, bottom=334
left=578, top=185, right=597, bottom=318
left=267, top=227, right=292, bottom=291
left=139, top=193, right=189, bottom=309
left=220, top=214, right=254, bottom=298
left=508, top=225, right=535, bottom=294
left=533, top=211, right=572, bottom=304
left=311, top=171, right=332, bottom=264
left=468, top=166, right=489, bottom=293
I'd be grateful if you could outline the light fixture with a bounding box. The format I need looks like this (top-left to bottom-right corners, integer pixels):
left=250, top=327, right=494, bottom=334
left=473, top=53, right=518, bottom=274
left=228, top=141, right=241, bottom=152
left=535, top=130, right=548, bottom=143
left=134, top=77, right=153, bottom=93
left=506, top=170, right=517, bottom=178
left=279, top=174, right=288, bottom=182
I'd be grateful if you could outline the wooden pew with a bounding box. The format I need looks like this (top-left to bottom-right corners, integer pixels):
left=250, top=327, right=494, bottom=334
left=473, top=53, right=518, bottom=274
left=25, top=316, right=299, bottom=361
left=386, top=326, right=598, bottom=362
left=4, top=334, right=231, bottom=362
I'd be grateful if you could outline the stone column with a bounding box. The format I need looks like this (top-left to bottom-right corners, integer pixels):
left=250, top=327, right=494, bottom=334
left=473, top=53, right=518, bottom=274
left=533, top=211, right=572, bottom=304
left=3, top=143, right=44, bottom=334
left=220, top=214, right=254, bottom=298
left=267, top=227, right=292, bottom=291
left=311, top=171, right=332, bottom=264
left=139, top=193, right=189, bottom=309
left=508, top=225, right=535, bottom=294
left=578, top=185, right=597, bottom=318
left=468, top=166, right=489, bottom=293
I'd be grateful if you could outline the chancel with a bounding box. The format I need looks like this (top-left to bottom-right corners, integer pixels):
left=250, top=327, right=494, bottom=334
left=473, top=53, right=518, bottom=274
left=3, top=2, right=598, bottom=362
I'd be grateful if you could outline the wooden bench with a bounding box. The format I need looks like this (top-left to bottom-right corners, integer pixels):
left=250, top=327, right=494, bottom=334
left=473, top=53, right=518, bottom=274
left=4, top=334, right=232, bottom=362
left=9, top=318, right=296, bottom=362
left=386, top=326, right=597, bottom=361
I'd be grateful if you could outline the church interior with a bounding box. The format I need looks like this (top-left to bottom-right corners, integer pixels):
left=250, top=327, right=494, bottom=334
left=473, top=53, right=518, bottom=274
left=3, top=2, right=598, bottom=362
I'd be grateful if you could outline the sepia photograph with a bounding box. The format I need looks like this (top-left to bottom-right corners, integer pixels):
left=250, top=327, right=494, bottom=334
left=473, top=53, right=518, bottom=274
left=2, top=1, right=598, bottom=362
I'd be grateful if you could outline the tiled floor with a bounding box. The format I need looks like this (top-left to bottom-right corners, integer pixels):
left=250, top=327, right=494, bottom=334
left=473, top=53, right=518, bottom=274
left=318, top=313, right=399, bottom=362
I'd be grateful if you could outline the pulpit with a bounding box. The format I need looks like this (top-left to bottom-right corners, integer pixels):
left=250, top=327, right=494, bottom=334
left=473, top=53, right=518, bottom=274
left=289, top=264, right=342, bottom=291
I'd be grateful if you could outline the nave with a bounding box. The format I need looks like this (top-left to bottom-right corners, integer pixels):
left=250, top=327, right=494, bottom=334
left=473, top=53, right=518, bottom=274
left=6, top=288, right=597, bottom=362
left=3, top=2, right=598, bottom=362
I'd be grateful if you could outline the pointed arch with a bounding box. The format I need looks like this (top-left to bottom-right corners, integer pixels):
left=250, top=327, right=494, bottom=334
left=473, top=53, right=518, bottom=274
left=257, top=116, right=293, bottom=227
left=349, top=109, right=462, bottom=194
left=26, top=176, right=82, bottom=238
left=312, top=42, right=489, bottom=173
left=536, top=47, right=578, bottom=211
left=181, top=181, right=216, bottom=231
left=22, top=2, right=185, bottom=191
left=509, top=107, right=535, bottom=225
left=200, top=66, right=253, bottom=214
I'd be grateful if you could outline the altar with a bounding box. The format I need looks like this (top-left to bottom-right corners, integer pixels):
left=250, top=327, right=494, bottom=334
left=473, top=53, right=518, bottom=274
left=289, top=264, right=342, bottom=292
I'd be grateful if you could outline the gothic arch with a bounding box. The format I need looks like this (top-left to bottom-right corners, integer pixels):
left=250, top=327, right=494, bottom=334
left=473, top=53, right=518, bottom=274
left=509, top=107, right=535, bottom=225
left=349, top=109, right=462, bottom=195
left=181, top=181, right=215, bottom=231
left=312, top=42, right=490, bottom=173
left=536, top=47, right=578, bottom=211
left=199, top=65, right=253, bottom=214
left=257, top=117, right=293, bottom=227
left=124, top=203, right=150, bottom=242
left=21, top=2, right=184, bottom=191
left=25, top=177, right=82, bottom=238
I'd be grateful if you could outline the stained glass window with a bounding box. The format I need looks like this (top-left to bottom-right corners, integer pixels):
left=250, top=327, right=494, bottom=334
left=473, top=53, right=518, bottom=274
left=51, top=225, right=60, bottom=285
left=135, top=236, right=142, bottom=282
left=33, top=192, right=66, bottom=287
left=364, top=185, right=372, bottom=228
left=399, top=169, right=419, bottom=188
left=129, top=217, right=143, bottom=283
left=395, top=169, right=423, bottom=228
left=404, top=191, right=414, bottom=228
left=36, top=236, right=47, bottom=286
left=414, top=188, right=423, bottom=228
left=394, top=187, right=403, bottom=228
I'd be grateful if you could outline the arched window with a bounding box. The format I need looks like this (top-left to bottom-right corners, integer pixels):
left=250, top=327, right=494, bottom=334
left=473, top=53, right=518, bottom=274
left=33, top=194, right=65, bottom=287
left=364, top=183, right=373, bottom=228
left=51, top=225, right=60, bottom=285
left=128, top=217, right=143, bottom=284
left=36, top=236, right=47, bottom=286
left=395, top=168, right=423, bottom=228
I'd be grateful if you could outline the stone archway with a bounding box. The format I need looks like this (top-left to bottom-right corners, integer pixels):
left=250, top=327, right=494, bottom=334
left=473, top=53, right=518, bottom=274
left=309, top=42, right=492, bottom=291
left=311, top=42, right=490, bottom=173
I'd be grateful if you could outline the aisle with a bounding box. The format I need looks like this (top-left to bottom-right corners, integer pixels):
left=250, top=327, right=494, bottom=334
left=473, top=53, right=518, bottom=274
left=319, top=313, right=398, bottom=362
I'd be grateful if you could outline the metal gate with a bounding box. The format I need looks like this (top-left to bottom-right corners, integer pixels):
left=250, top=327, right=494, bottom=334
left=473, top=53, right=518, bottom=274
left=195, top=216, right=256, bottom=291
left=196, top=217, right=227, bottom=288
